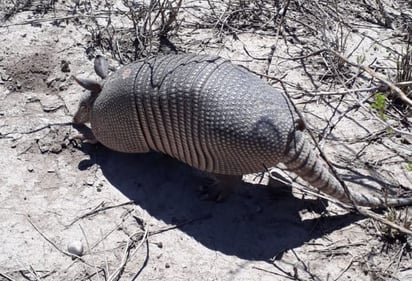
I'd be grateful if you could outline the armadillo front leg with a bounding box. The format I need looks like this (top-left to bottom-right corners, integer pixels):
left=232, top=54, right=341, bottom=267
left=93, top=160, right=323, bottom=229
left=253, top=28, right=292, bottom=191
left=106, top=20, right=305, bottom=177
left=71, top=124, right=99, bottom=144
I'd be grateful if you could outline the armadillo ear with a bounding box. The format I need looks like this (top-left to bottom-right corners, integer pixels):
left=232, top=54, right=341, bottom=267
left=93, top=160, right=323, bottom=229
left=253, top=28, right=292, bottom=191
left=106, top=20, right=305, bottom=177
left=73, top=76, right=102, bottom=95
left=94, top=55, right=109, bottom=79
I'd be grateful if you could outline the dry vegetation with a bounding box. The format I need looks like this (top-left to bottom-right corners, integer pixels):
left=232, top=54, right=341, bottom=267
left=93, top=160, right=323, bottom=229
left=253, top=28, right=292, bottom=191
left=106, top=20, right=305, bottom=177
left=1, top=0, right=412, bottom=280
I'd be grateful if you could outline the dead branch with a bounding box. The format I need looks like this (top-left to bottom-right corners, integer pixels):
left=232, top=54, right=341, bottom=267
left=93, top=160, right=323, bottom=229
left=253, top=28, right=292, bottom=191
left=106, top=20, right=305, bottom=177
left=149, top=213, right=212, bottom=236
left=67, top=200, right=135, bottom=227
left=79, top=224, right=101, bottom=281
left=328, top=49, right=412, bottom=107
left=0, top=122, right=73, bottom=139
left=27, top=217, right=98, bottom=266
left=281, top=172, right=412, bottom=236
left=0, top=272, right=16, bottom=281
left=108, top=227, right=149, bottom=281
left=359, top=207, right=412, bottom=235
left=298, top=80, right=412, bottom=97
left=333, top=256, right=355, bottom=281
left=353, top=94, right=412, bottom=137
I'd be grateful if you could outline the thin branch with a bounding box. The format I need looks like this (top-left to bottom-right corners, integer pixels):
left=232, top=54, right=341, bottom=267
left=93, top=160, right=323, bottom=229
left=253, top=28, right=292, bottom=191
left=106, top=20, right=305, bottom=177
left=333, top=256, right=355, bottom=281
left=149, top=213, right=212, bottom=236
left=300, top=80, right=412, bottom=97
left=0, top=272, right=16, bottom=281
left=0, top=122, right=73, bottom=139
left=27, top=217, right=96, bottom=266
left=67, top=201, right=135, bottom=227
left=108, top=227, right=149, bottom=281
left=328, top=49, right=412, bottom=106
left=79, top=224, right=101, bottom=281
left=358, top=207, right=412, bottom=235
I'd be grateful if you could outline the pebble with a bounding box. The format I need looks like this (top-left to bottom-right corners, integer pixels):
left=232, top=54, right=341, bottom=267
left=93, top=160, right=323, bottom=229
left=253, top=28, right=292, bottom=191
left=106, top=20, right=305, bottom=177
left=60, top=60, right=71, bottom=73
left=86, top=177, right=95, bottom=186
left=49, top=143, right=63, bottom=154
left=67, top=240, right=84, bottom=256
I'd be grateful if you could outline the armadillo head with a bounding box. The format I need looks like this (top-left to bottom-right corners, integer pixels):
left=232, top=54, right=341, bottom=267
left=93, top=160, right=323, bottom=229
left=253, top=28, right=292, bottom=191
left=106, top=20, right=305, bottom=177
left=72, top=77, right=101, bottom=124
left=72, top=55, right=109, bottom=124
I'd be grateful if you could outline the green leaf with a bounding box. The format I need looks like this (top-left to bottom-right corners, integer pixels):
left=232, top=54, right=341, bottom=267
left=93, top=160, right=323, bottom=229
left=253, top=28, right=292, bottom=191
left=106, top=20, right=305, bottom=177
left=371, top=93, right=387, bottom=120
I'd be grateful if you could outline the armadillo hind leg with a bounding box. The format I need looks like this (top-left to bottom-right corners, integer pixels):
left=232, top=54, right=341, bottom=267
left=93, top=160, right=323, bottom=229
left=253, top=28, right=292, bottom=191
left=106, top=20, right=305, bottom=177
left=198, top=173, right=242, bottom=201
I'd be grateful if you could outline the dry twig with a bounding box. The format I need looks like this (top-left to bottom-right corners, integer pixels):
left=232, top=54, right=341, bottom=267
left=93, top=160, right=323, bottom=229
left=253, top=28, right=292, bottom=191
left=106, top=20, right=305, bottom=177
left=328, top=49, right=412, bottom=106
left=67, top=200, right=135, bottom=227
left=27, top=217, right=97, bottom=267
left=0, top=272, right=16, bottom=281
left=108, top=227, right=149, bottom=281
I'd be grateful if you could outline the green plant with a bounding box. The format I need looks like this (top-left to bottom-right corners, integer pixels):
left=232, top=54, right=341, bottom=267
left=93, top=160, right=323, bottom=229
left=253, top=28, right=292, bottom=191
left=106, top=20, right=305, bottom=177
left=380, top=208, right=411, bottom=241
left=406, top=163, right=412, bottom=171
left=356, top=53, right=366, bottom=64
left=371, top=92, right=387, bottom=120
left=396, top=42, right=412, bottom=91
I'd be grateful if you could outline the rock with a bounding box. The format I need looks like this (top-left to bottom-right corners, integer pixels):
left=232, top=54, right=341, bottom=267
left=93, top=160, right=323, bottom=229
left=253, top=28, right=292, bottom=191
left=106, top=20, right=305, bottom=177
left=85, top=177, right=95, bottom=186
left=40, top=94, right=64, bottom=112
left=61, top=60, right=71, bottom=73
left=67, top=240, right=84, bottom=256
left=49, top=143, right=63, bottom=154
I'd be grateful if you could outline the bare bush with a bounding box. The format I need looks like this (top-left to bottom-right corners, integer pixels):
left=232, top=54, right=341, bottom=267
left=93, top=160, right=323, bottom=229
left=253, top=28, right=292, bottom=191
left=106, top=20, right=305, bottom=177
left=1, top=0, right=56, bottom=21
left=85, top=0, right=182, bottom=63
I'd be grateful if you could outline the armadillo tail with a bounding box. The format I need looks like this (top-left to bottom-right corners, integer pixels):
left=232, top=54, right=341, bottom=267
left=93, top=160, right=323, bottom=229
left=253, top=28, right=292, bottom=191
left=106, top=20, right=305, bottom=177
left=282, top=132, right=412, bottom=208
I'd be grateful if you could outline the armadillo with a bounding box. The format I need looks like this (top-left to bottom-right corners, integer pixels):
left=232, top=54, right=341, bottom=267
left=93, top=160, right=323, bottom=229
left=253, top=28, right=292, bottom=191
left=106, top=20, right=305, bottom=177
left=73, top=53, right=412, bottom=208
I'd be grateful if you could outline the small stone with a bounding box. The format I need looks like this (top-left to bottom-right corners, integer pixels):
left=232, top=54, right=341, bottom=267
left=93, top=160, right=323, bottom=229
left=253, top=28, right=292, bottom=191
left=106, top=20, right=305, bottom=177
left=27, top=166, right=34, bottom=172
left=49, top=143, right=63, bottom=154
left=165, top=263, right=170, bottom=268
left=46, top=75, right=60, bottom=87
left=47, top=169, right=55, bottom=173
left=58, top=84, right=68, bottom=91
left=26, top=95, right=39, bottom=102
left=38, top=144, right=50, bottom=153
left=61, top=60, right=71, bottom=73
left=1, top=73, right=10, bottom=81
left=40, top=94, right=64, bottom=112
left=67, top=240, right=84, bottom=256
left=86, top=178, right=94, bottom=186
left=401, top=138, right=411, bottom=145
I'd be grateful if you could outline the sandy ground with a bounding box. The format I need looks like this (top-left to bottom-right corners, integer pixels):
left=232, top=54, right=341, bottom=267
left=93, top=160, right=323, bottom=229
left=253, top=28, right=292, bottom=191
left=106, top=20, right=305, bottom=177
left=1, top=0, right=412, bottom=280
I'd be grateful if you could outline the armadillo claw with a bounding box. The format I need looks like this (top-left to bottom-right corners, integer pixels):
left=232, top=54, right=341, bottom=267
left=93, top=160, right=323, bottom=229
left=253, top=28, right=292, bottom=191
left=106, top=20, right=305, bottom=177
left=69, top=133, right=98, bottom=145
left=199, top=183, right=231, bottom=202
left=83, top=137, right=98, bottom=144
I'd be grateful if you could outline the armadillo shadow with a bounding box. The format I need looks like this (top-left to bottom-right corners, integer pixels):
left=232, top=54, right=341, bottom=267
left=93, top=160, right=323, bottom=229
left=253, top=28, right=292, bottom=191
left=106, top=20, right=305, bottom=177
left=79, top=143, right=361, bottom=261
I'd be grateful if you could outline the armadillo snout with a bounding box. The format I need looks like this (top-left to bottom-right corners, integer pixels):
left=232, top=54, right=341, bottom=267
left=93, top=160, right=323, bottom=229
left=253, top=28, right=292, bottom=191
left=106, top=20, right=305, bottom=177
left=72, top=90, right=99, bottom=125
left=73, top=102, right=91, bottom=124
